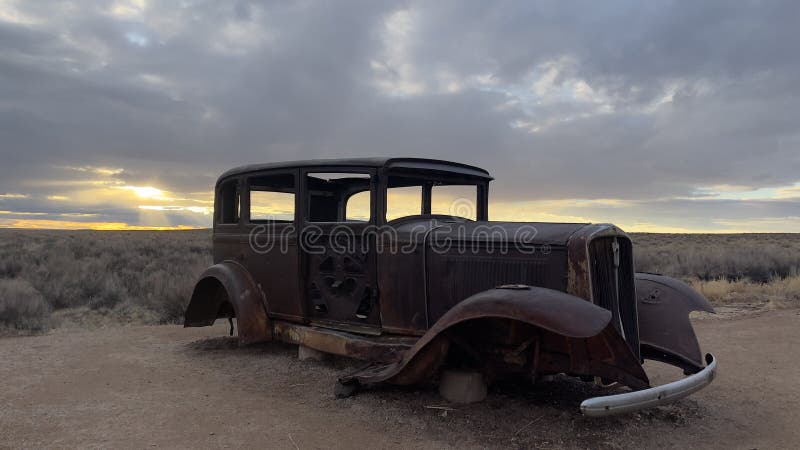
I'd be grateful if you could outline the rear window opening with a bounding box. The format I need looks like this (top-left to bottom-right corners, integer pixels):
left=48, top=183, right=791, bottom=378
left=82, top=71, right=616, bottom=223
left=218, top=179, right=240, bottom=224
left=248, top=173, right=295, bottom=223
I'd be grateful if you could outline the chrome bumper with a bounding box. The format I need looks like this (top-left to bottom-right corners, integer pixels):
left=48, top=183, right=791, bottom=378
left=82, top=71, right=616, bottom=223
left=580, top=353, right=717, bottom=417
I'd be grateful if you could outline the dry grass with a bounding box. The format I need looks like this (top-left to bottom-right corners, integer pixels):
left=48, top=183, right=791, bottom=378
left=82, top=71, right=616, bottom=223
left=689, top=275, right=800, bottom=307
left=1, top=229, right=798, bottom=334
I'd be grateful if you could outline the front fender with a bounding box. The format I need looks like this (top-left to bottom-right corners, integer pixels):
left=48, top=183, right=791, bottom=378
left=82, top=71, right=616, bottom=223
left=341, top=286, right=649, bottom=390
left=184, top=261, right=271, bottom=345
left=636, top=273, right=714, bottom=372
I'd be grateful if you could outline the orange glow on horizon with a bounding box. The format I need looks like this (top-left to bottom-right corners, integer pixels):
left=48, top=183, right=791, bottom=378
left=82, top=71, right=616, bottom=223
left=0, top=218, right=201, bottom=230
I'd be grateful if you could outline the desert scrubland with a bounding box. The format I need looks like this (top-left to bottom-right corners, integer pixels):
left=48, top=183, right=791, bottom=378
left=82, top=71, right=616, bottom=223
left=1, top=229, right=799, bottom=448
left=0, top=229, right=798, bottom=334
left=630, top=232, right=800, bottom=307
left=0, top=229, right=210, bottom=334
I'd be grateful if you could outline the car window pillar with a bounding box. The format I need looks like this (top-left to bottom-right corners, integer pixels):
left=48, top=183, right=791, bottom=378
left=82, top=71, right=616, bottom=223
left=421, top=182, right=432, bottom=215
left=478, top=182, right=489, bottom=221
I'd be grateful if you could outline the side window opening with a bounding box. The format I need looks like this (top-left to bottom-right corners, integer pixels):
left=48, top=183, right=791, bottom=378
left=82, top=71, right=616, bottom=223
left=431, top=184, right=478, bottom=220
left=218, top=179, right=240, bottom=224
left=249, top=173, right=295, bottom=223
left=307, top=172, right=372, bottom=222
left=386, top=185, right=422, bottom=221
left=345, top=191, right=371, bottom=221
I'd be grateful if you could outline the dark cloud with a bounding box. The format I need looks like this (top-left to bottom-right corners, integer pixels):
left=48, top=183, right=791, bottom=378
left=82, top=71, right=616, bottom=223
left=0, top=0, right=798, bottom=230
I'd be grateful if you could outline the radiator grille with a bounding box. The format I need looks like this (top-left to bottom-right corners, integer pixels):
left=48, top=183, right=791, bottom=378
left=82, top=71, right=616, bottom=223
left=589, top=237, right=640, bottom=359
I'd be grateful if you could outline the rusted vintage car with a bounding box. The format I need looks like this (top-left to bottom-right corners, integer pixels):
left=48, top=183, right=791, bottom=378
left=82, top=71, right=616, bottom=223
left=184, top=158, right=716, bottom=416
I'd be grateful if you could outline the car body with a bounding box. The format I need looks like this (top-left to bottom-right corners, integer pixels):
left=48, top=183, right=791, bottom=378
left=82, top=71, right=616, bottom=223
left=184, top=158, right=716, bottom=415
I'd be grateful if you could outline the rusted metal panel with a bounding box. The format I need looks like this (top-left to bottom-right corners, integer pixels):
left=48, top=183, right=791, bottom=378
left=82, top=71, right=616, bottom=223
left=303, top=231, right=380, bottom=328
left=567, top=224, right=623, bottom=301
left=241, top=169, right=304, bottom=322
left=430, top=221, right=588, bottom=246
left=218, top=158, right=493, bottom=184
left=184, top=261, right=272, bottom=345
left=272, top=321, right=413, bottom=363
left=636, top=273, right=714, bottom=371
left=340, top=286, right=649, bottom=390
left=425, top=251, right=567, bottom=323
left=376, top=244, right=428, bottom=335
left=244, top=231, right=303, bottom=322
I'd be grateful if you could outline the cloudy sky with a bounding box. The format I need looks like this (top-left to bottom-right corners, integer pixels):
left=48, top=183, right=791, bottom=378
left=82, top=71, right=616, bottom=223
left=1, top=0, right=799, bottom=231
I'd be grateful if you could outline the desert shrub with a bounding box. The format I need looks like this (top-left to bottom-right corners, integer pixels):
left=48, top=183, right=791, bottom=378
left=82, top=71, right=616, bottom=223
left=0, top=259, right=23, bottom=278
left=631, top=233, right=800, bottom=281
left=0, top=278, right=51, bottom=333
left=0, top=229, right=212, bottom=326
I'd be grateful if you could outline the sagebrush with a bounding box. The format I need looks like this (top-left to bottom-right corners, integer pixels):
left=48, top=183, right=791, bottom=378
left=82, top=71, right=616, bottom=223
left=0, top=229, right=211, bottom=333
left=630, top=233, right=800, bottom=281
left=0, top=278, right=51, bottom=333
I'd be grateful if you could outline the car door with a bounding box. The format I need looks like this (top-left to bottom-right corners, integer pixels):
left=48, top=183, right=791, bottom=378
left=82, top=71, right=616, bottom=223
left=242, top=170, right=302, bottom=322
left=300, top=168, right=380, bottom=333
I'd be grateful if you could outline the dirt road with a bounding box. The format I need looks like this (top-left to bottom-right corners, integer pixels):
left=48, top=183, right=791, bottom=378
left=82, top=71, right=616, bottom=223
left=1, top=309, right=799, bottom=449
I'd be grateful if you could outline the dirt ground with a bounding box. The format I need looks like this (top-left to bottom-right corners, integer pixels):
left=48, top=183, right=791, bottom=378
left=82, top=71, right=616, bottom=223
left=1, top=309, right=799, bottom=449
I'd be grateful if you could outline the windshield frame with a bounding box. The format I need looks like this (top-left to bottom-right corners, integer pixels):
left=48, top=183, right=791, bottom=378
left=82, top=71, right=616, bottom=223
left=378, top=169, right=489, bottom=225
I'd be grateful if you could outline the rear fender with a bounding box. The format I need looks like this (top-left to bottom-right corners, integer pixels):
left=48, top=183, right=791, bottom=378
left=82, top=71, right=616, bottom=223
left=184, top=261, right=271, bottom=345
left=341, top=286, right=649, bottom=390
left=636, top=273, right=714, bottom=372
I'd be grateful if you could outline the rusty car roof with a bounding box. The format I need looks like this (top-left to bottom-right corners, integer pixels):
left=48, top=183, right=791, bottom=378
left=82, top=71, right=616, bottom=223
left=218, top=158, right=493, bottom=183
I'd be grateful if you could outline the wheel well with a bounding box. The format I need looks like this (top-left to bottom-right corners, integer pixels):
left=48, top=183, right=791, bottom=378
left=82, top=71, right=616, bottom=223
left=184, top=277, right=236, bottom=327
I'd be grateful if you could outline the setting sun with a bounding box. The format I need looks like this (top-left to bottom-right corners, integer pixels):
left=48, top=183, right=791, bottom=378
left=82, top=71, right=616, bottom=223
left=121, top=185, right=166, bottom=200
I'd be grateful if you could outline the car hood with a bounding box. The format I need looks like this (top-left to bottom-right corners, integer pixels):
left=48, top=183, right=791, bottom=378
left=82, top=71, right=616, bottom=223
left=392, top=219, right=594, bottom=246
